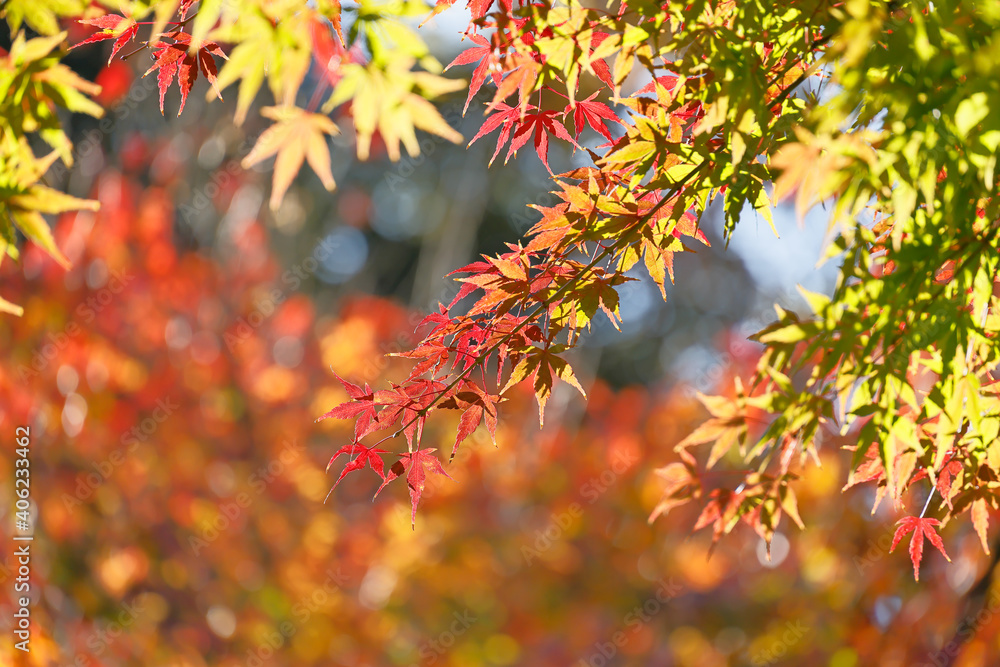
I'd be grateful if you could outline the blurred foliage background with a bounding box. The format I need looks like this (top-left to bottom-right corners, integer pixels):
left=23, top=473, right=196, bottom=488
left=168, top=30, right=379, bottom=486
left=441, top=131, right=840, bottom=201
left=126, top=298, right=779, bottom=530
left=1, top=14, right=999, bottom=667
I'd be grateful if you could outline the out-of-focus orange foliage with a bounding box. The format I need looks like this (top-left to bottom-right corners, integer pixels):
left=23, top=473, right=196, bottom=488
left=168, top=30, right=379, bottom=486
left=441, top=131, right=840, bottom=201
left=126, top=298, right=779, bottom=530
left=0, top=164, right=999, bottom=666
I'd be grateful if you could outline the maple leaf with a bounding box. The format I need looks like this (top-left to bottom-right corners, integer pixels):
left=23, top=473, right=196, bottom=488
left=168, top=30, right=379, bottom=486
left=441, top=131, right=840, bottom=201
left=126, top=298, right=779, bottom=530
left=692, top=487, right=742, bottom=555
left=393, top=339, right=451, bottom=379
left=890, top=516, right=951, bottom=581
left=566, top=92, right=621, bottom=140
left=501, top=344, right=586, bottom=426
left=446, top=32, right=501, bottom=114
left=143, top=31, right=227, bottom=116
left=495, top=53, right=540, bottom=112
left=468, top=0, right=497, bottom=19
left=953, top=488, right=995, bottom=555
left=316, top=0, right=344, bottom=45
left=72, top=14, right=138, bottom=64
left=933, top=457, right=963, bottom=509
left=675, top=388, right=747, bottom=468
left=469, top=102, right=528, bottom=165
left=648, top=449, right=701, bottom=522
left=430, top=0, right=508, bottom=21
left=770, top=128, right=876, bottom=220
left=634, top=74, right=680, bottom=98
left=241, top=106, right=340, bottom=210
left=507, top=108, right=582, bottom=173
left=841, top=443, right=890, bottom=515
left=317, top=373, right=379, bottom=441
left=438, top=384, right=500, bottom=459
left=374, top=379, right=449, bottom=450
left=843, top=445, right=884, bottom=491
left=325, top=57, right=463, bottom=161
left=324, top=443, right=388, bottom=501
left=374, top=449, right=455, bottom=527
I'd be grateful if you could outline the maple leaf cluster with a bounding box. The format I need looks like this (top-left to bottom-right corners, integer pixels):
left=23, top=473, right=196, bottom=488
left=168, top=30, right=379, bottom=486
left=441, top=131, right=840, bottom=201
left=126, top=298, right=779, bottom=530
left=316, top=0, right=1000, bottom=583
left=46, top=0, right=1000, bottom=584
left=144, top=31, right=226, bottom=115
left=66, top=0, right=461, bottom=215
left=71, top=15, right=226, bottom=116
left=450, top=10, right=620, bottom=173
left=316, top=0, right=824, bottom=529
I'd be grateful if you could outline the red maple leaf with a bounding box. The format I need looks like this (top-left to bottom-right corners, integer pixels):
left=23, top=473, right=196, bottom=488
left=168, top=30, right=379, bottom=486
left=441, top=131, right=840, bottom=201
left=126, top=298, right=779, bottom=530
left=469, top=102, right=527, bottom=165
left=692, top=487, right=741, bottom=554
left=934, top=457, right=963, bottom=509
left=890, top=516, right=951, bottom=581
left=470, top=103, right=581, bottom=171
left=446, top=32, right=501, bottom=114
left=566, top=92, right=620, bottom=140
left=316, top=374, right=379, bottom=441
left=467, top=0, right=496, bottom=19
left=588, top=31, right=615, bottom=89
left=178, top=0, right=198, bottom=19
left=72, top=14, right=139, bottom=64
left=324, top=443, right=388, bottom=500
left=510, top=109, right=582, bottom=172
left=144, top=31, right=227, bottom=116
left=394, top=339, right=451, bottom=379
left=374, top=449, right=455, bottom=527
left=415, top=304, right=453, bottom=336
left=439, top=383, right=499, bottom=459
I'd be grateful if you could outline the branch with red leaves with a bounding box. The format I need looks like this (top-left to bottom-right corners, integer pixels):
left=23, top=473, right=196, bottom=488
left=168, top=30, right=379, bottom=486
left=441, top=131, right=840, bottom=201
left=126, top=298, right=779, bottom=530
left=317, top=2, right=834, bottom=528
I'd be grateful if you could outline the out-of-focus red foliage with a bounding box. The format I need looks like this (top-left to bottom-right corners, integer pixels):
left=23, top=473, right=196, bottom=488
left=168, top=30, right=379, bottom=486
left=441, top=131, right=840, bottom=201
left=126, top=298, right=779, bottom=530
left=0, top=164, right=998, bottom=666
left=94, top=62, right=133, bottom=108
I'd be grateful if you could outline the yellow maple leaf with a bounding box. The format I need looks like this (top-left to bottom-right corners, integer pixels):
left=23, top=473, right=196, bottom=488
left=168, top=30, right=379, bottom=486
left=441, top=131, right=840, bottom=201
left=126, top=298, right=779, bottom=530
left=241, top=106, right=340, bottom=210
left=325, top=57, right=464, bottom=161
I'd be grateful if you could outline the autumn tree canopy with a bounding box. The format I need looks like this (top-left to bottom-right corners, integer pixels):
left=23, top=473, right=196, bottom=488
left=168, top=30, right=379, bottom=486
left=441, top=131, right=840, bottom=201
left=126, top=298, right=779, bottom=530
left=4, top=0, right=1000, bottom=581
